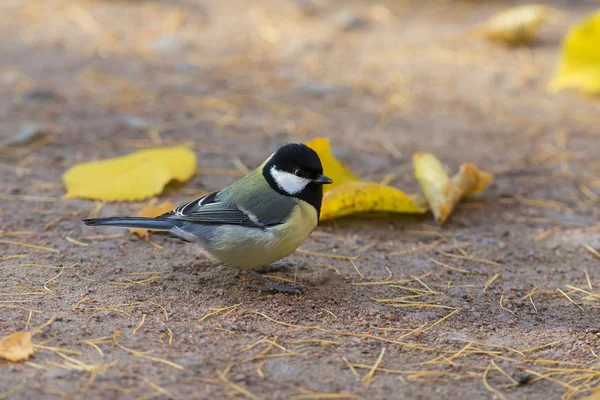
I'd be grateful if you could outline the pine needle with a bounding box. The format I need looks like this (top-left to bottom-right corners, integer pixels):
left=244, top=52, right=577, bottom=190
left=482, top=363, right=508, bottom=400
left=0, top=239, right=59, bottom=253
left=362, top=347, right=386, bottom=386
left=484, top=273, right=501, bottom=291
left=584, top=244, right=600, bottom=259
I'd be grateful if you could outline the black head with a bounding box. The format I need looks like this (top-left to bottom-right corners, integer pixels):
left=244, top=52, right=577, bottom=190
left=263, top=143, right=333, bottom=216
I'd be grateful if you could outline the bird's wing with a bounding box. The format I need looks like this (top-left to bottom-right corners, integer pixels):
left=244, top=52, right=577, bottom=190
left=160, top=191, right=280, bottom=228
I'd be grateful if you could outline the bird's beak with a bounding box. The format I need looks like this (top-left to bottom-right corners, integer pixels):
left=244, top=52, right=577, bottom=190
left=313, top=174, right=333, bottom=184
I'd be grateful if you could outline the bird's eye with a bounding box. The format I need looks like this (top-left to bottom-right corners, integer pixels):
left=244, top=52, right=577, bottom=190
left=293, top=169, right=302, bottom=177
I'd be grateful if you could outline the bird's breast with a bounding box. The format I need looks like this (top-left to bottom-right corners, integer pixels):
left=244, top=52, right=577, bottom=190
left=205, top=201, right=318, bottom=270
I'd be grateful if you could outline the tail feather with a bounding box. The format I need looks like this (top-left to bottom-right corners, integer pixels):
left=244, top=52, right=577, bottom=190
left=82, top=217, right=176, bottom=231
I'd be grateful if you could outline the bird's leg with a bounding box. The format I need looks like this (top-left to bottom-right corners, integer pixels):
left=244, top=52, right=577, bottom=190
left=246, top=270, right=303, bottom=294
left=253, top=261, right=296, bottom=274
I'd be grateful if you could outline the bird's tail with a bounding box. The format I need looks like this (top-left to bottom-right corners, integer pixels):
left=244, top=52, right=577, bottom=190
left=82, top=217, right=176, bottom=231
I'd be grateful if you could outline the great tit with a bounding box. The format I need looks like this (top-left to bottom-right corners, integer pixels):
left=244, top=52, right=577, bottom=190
left=83, top=143, right=333, bottom=294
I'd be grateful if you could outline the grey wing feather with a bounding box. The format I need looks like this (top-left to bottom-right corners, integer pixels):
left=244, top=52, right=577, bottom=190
left=160, top=191, right=278, bottom=228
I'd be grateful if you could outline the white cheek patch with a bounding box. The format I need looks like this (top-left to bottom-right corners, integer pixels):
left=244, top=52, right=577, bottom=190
left=270, top=166, right=311, bottom=195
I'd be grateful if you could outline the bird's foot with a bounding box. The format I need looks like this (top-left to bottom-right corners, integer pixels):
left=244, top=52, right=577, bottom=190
left=253, top=261, right=296, bottom=274
left=247, top=270, right=303, bottom=294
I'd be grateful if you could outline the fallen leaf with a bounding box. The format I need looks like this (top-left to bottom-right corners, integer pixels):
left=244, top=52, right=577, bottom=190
left=548, top=10, right=600, bottom=94
left=129, top=198, right=175, bottom=240
left=0, top=332, right=34, bottom=362
left=320, top=182, right=427, bottom=221
left=582, top=388, right=600, bottom=400
left=306, top=137, right=428, bottom=220
left=63, top=146, right=196, bottom=201
left=305, top=137, right=359, bottom=193
left=476, top=4, right=551, bottom=46
left=414, top=153, right=493, bottom=225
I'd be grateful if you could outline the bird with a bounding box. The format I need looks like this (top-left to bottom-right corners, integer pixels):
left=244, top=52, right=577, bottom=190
left=82, top=143, right=333, bottom=294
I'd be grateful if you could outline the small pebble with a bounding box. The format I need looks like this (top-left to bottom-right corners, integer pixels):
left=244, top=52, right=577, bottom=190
left=517, top=372, right=533, bottom=385
left=6, top=123, right=46, bottom=147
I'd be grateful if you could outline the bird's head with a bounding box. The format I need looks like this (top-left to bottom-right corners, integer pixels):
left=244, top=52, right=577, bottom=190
left=263, top=143, right=333, bottom=198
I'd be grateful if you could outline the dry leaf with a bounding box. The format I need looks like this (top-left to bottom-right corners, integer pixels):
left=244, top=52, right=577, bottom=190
left=305, top=137, right=359, bottom=193
left=0, top=332, right=34, bottom=362
left=63, top=146, right=196, bottom=201
left=414, top=153, right=493, bottom=225
left=320, top=182, right=427, bottom=221
left=129, top=198, right=175, bottom=240
left=548, top=10, right=600, bottom=94
left=306, top=137, right=427, bottom=220
left=476, top=4, right=551, bottom=46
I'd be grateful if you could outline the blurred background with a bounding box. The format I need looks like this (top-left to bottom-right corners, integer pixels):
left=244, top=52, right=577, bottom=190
left=1, top=1, right=600, bottom=399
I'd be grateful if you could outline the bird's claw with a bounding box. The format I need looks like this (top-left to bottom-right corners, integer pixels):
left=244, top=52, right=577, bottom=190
left=246, top=284, right=303, bottom=294
left=246, top=270, right=303, bottom=294
left=254, top=261, right=296, bottom=273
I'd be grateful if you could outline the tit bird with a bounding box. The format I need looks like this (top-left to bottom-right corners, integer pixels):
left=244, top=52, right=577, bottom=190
left=83, top=143, right=333, bottom=294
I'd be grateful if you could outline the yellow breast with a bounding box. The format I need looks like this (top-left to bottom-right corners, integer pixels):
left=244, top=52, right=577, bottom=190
left=204, top=201, right=318, bottom=270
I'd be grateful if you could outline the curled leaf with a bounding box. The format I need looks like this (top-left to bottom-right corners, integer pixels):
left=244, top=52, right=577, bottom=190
left=305, top=137, right=359, bottom=193
left=476, top=4, right=551, bottom=46
left=63, top=146, right=196, bottom=201
left=129, top=198, right=175, bottom=240
left=414, top=153, right=493, bottom=225
left=548, top=10, right=600, bottom=94
left=320, top=182, right=427, bottom=221
left=0, top=332, right=34, bottom=362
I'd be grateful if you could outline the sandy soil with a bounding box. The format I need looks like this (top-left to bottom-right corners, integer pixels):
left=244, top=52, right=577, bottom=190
left=1, top=0, right=599, bottom=399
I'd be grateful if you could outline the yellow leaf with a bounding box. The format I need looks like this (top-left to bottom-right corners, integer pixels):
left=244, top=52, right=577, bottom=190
left=320, top=182, right=427, bottom=221
left=63, top=146, right=196, bottom=201
left=476, top=4, right=551, bottom=46
left=582, top=388, right=600, bottom=400
left=414, top=153, right=493, bottom=225
left=548, top=10, right=600, bottom=94
left=305, top=137, right=359, bottom=193
left=129, top=198, right=175, bottom=240
left=0, top=332, right=34, bottom=362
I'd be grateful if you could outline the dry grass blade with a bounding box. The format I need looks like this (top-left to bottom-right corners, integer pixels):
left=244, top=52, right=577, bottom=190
left=484, top=273, right=501, bottom=291
left=65, top=236, right=88, bottom=247
left=584, top=271, right=593, bottom=290
left=112, top=331, right=183, bottom=371
left=217, top=367, right=263, bottom=400
left=440, top=251, right=500, bottom=266
left=533, top=226, right=559, bottom=242
left=362, top=347, right=386, bottom=386
left=499, top=294, right=515, bottom=315
left=556, top=289, right=584, bottom=311
left=429, top=258, right=470, bottom=274
left=151, top=302, right=169, bottom=321
left=350, top=260, right=365, bottom=280
left=482, top=363, right=508, bottom=400
left=198, top=304, right=241, bottom=323
left=521, top=286, right=539, bottom=313
left=0, top=239, right=59, bottom=253
left=342, top=357, right=360, bottom=378
left=422, top=309, right=460, bottom=333
left=144, top=377, right=176, bottom=400
left=43, top=263, right=69, bottom=295
left=133, top=314, right=146, bottom=335
left=290, top=388, right=363, bottom=399
left=584, top=244, right=600, bottom=260
left=0, top=379, right=27, bottom=399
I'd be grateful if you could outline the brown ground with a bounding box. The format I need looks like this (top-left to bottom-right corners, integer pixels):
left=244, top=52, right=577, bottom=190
left=1, top=0, right=600, bottom=399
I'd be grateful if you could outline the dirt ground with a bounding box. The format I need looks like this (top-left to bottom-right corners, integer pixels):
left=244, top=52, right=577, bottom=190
left=1, top=0, right=599, bottom=399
